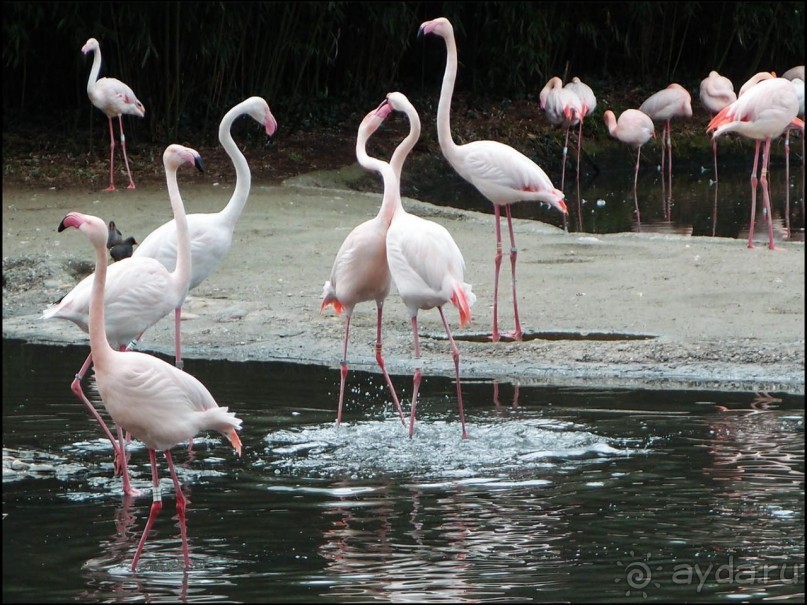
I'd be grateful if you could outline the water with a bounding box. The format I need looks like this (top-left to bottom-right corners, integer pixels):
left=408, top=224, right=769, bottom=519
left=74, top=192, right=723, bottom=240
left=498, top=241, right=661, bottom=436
left=3, top=339, right=804, bottom=603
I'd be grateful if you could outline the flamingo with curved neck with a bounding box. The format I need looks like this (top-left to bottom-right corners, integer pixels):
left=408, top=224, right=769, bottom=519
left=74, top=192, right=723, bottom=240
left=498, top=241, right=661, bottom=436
left=57, top=146, right=242, bottom=572
left=370, top=91, right=475, bottom=440
left=419, top=17, right=566, bottom=343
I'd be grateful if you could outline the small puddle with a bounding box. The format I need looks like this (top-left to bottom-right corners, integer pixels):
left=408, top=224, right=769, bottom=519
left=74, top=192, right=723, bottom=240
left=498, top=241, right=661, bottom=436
left=428, top=330, right=658, bottom=343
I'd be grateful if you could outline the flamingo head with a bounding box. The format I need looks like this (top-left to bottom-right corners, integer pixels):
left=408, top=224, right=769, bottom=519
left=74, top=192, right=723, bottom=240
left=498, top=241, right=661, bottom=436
left=243, top=97, right=278, bottom=138
left=418, top=17, right=452, bottom=39
left=59, top=212, right=106, bottom=247
left=163, top=144, right=204, bottom=174
left=81, top=38, right=99, bottom=55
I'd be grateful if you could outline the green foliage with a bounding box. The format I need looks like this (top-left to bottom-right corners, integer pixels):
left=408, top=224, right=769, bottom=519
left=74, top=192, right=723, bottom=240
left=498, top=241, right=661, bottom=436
left=3, top=1, right=804, bottom=142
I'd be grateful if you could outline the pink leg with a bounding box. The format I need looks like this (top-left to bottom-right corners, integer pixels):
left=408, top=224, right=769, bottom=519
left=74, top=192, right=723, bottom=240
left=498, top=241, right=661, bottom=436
left=131, top=449, right=162, bottom=571
left=438, top=307, right=468, bottom=439
left=760, top=138, right=776, bottom=250
left=115, top=425, right=141, bottom=497
left=174, top=306, right=183, bottom=370
left=748, top=141, right=762, bottom=249
left=336, top=315, right=352, bottom=426
left=785, top=130, right=791, bottom=239
left=667, top=121, right=674, bottom=220
left=633, top=147, right=642, bottom=230
left=659, top=122, right=667, bottom=208
left=491, top=206, right=504, bottom=342
left=375, top=304, right=405, bottom=427
left=118, top=116, right=136, bottom=189
left=164, top=450, right=191, bottom=570
left=712, top=135, right=719, bottom=237
left=504, top=205, right=523, bottom=341
left=576, top=119, right=584, bottom=232
left=560, top=126, right=570, bottom=192
left=407, top=315, right=423, bottom=438
left=104, top=117, right=117, bottom=192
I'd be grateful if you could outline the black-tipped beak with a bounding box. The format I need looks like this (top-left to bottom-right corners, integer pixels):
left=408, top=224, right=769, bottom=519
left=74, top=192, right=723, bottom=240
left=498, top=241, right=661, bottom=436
left=57, top=219, right=68, bottom=233
left=194, top=155, right=205, bottom=173
left=417, top=24, right=426, bottom=40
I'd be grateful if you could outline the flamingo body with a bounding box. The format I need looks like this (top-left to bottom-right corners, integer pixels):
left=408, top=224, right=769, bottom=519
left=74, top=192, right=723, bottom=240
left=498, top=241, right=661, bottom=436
left=81, top=38, right=144, bottom=191
left=133, top=97, right=277, bottom=291
left=419, top=16, right=565, bottom=342
left=699, top=71, right=737, bottom=115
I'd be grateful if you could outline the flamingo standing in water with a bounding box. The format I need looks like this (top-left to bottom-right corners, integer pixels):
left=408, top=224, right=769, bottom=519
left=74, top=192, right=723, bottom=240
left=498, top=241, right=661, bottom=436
left=56, top=190, right=242, bottom=571
left=603, top=109, right=656, bottom=227
left=42, top=145, right=203, bottom=495
left=368, top=91, right=476, bottom=439
left=564, top=76, right=598, bottom=231
left=707, top=77, right=803, bottom=249
left=320, top=104, right=410, bottom=429
left=639, top=83, right=693, bottom=220
left=419, top=17, right=567, bottom=343
left=699, top=71, right=737, bottom=184
left=133, top=97, right=277, bottom=292
left=540, top=76, right=583, bottom=196
left=81, top=38, right=145, bottom=191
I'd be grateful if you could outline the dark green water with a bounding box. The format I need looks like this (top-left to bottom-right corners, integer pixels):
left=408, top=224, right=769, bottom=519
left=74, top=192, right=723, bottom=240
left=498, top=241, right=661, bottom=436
left=2, top=339, right=804, bottom=602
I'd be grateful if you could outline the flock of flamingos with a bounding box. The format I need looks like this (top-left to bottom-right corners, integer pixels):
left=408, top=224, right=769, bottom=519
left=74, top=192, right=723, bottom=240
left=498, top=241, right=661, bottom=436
left=40, top=17, right=803, bottom=571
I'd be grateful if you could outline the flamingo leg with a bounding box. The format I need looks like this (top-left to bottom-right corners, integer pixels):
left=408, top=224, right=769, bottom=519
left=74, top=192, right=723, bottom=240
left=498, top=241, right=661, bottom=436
left=336, top=314, right=352, bottom=427
left=374, top=304, right=405, bottom=427
left=164, top=450, right=191, bottom=570
left=174, top=306, right=183, bottom=370
left=666, top=120, right=674, bottom=220
left=712, top=134, right=720, bottom=237
left=131, top=449, right=162, bottom=571
left=659, top=121, right=667, bottom=210
left=785, top=130, right=791, bottom=239
left=561, top=126, right=570, bottom=192
left=633, top=146, right=642, bottom=230
left=491, top=205, right=503, bottom=342
left=760, top=138, right=776, bottom=250
left=504, top=204, right=523, bottom=341
left=437, top=307, right=468, bottom=439
left=407, top=315, right=423, bottom=438
left=118, top=115, right=136, bottom=190
left=104, top=117, right=117, bottom=192
left=576, top=119, right=584, bottom=232
left=748, top=141, right=762, bottom=249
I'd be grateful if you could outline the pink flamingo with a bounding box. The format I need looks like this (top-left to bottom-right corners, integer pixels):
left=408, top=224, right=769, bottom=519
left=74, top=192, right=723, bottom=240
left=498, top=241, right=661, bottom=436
left=707, top=77, right=803, bottom=249
left=639, top=83, right=693, bottom=219
left=419, top=17, right=567, bottom=343
left=57, top=211, right=242, bottom=571
left=81, top=38, right=145, bottom=191
left=564, top=76, right=598, bottom=231
left=320, top=103, right=409, bottom=429
left=133, top=97, right=277, bottom=292
left=42, top=144, right=202, bottom=495
left=370, top=91, right=476, bottom=440
left=540, top=76, right=583, bottom=197
left=603, top=109, right=656, bottom=227
left=699, top=71, right=737, bottom=184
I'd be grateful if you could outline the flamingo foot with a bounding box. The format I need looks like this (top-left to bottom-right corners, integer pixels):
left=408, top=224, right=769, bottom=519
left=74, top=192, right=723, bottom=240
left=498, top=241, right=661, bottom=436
left=127, top=182, right=136, bottom=190
left=501, top=329, right=523, bottom=342
left=103, top=184, right=116, bottom=192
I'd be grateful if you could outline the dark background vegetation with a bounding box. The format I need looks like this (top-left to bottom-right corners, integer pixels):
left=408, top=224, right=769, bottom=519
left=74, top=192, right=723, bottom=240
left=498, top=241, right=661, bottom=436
left=2, top=1, right=804, bottom=190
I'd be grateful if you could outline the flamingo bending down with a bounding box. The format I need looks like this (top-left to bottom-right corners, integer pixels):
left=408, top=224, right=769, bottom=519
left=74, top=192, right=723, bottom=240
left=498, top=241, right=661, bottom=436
left=320, top=103, right=410, bottom=428
left=639, top=83, right=693, bottom=219
left=707, top=77, right=803, bottom=249
left=57, top=207, right=242, bottom=571
left=81, top=38, right=145, bottom=191
left=603, top=109, right=656, bottom=226
left=42, top=145, right=203, bottom=494
left=366, top=91, right=476, bottom=439
left=133, top=97, right=277, bottom=292
left=420, top=17, right=567, bottom=343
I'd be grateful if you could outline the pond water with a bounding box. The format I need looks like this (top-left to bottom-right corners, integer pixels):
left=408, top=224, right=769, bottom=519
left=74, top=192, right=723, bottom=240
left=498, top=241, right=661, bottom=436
left=404, top=137, right=806, bottom=242
left=2, top=339, right=804, bottom=603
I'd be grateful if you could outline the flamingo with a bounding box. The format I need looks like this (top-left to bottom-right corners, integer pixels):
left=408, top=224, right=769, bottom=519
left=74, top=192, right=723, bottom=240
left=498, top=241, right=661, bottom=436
left=639, top=83, right=693, bottom=219
left=320, top=103, right=409, bottom=429
left=42, top=144, right=203, bottom=494
left=540, top=76, right=583, bottom=198
left=367, top=91, right=476, bottom=440
left=419, top=17, right=567, bottom=343
left=707, top=77, right=803, bottom=249
left=603, top=109, right=656, bottom=227
left=56, top=208, right=243, bottom=572
left=81, top=38, right=145, bottom=191
left=133, top=97, right=277, bottom=292
left=564, top=76, right=598, bottom=231
left=699, top=71, right=737, bottom=185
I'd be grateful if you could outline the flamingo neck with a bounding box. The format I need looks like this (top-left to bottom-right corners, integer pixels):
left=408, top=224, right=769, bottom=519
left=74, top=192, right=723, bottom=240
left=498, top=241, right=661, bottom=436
left=357, top=130, right=400, bottom=222
left=435, top=31, right=460, bottom=161
left=166, top=165, right=190, bottom=302
left=218, top=104, right=252, bottom=228
left=88, top=228, right=115, bottom=365
left=87, top=47, right=102, bottom=95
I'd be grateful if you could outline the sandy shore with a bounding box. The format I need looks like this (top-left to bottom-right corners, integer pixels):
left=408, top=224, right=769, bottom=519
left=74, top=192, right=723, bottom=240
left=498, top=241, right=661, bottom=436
left=2, top=168, right=804, bottom=395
